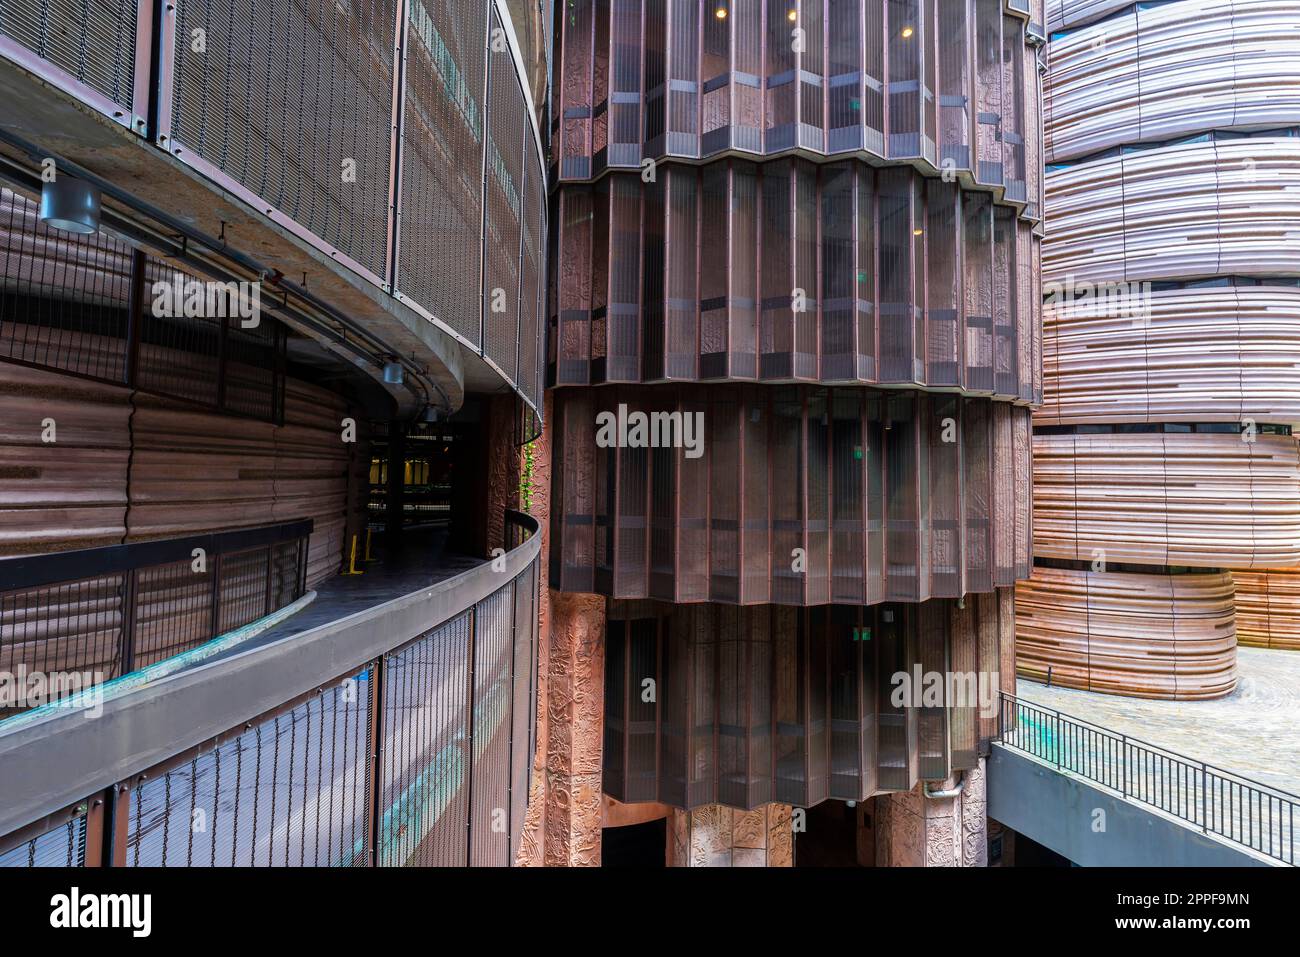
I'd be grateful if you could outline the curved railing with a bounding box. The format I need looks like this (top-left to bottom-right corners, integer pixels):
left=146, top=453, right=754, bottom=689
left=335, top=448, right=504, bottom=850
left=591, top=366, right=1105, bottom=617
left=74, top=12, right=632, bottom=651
left=998, top=692, right=1298, bottom=865
left=0, top=510, right=541, bottom=868
left=0, top=520, right=312, bottom=717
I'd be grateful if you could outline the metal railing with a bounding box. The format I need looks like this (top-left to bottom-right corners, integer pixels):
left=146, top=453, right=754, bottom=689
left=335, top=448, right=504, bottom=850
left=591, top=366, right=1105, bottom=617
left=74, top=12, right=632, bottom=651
left=0, top=511, right=541, bottom=868
left=998, top=692, right=1298, bottom=865
left=0, top=520, right=311, bottom=716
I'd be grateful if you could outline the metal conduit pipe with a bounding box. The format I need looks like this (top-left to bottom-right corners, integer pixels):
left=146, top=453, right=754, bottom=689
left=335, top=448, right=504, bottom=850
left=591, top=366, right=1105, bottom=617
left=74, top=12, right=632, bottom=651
left=924, top=773, right=966, bottom=800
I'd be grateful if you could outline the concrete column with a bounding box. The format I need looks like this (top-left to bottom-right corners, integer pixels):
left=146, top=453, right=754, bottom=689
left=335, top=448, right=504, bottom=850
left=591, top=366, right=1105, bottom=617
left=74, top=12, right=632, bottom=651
left=666, top=805, right=794, bottom=867
left=874, top=759, right=988, bottom=867
left=542, top=589, right=606, bottom=866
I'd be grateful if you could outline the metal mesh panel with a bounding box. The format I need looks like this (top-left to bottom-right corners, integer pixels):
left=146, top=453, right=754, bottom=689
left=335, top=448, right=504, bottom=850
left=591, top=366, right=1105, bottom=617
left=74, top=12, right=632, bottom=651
left=484, top=6, right=525, bottom=380
left=379, top=611, right=470, bottom=866
left=0, top=188, right=131, bottom=381
left=508, top=561, right=535, bottom=862
left=398, top=0, right=487, bottom=343
left=0, top=0, right=137, bottom=111
left=0, top=190, right=286, bottom=422
left=553, top=0, right=1031, bottom=185
left=126, top=667, right=373, bottom=866
left=0, top=812, right=87, bottom=867
left=606, top=594, right=1015, bottom=809
left=170, top=0, right=395, bottom=277
left=132, top=558, right=214, bottom=668
left=1, top=576, right=126, bottom=714
left=552, top=385, right=1033, bottom=605
left=517, top=146, right=544, bottom=408
left=469, top=582, right=513, bottom=866
left=553, top=160, right=1036, bottom=389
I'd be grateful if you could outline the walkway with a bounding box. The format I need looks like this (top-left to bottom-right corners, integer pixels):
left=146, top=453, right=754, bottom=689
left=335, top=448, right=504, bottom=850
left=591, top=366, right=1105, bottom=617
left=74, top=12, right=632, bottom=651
left=1016, top=647, right=1300, bottom=796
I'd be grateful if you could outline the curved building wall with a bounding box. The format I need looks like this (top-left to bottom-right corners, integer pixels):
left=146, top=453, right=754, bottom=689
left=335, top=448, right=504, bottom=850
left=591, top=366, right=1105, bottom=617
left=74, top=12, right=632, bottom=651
left=1032, top=430, right=1300, bottom=568
left=1045, top=0, right=1300, bottom=163
left=0, top=0, right=549, bottom=416
left=1231, top=568, right=1300, bottom=650
left=1039, top=285, right=1300, bottom=426
left=553, top=161, right=1041, bottom=402
left=552, top=3, right=1044, bottom=809
left=1016, top=566, right=1237, bottom=699
left=552, top=387, right=1032, bottom=605
left=1044, top=137, right=1300, bottom=285
left=1018, top=0, right=1300, bottom=698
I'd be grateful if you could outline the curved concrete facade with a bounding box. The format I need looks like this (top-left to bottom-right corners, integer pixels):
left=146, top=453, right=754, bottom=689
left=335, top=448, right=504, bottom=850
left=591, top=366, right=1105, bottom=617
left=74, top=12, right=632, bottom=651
left=1017, top=0, right=1300, bottom=698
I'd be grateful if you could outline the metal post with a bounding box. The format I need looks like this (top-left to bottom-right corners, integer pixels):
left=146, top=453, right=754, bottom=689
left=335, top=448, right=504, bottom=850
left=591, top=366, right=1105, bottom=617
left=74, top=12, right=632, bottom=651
left=366, top=655, right=387, bottom=867
left=1201, top=762, right=1208, bottom=833
left=1121, top=734, right=1128, bottom=798
left=120, top=568, right=138, bottom=676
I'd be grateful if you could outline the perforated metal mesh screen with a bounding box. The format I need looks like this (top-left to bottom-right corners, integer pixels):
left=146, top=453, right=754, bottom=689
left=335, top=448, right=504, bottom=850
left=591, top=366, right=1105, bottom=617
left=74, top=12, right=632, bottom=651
left=554, top=0, right=1036, bottom=194
left=0, top=0, right=137, bottom=111
left=169, top=0, right=396, bottom=278
left=553, top=161, right=1038, bottom=405
left=126, top=667, right=373, bottom=866
left=483, top=6, right=525, bottom=381
left=0, top=812, right=87, bottom=867
left=604, top=589, right=1014, bottom=810
left=551, top=386, right=1032, bottom=604
left=398, top=0, right=487, bottom=345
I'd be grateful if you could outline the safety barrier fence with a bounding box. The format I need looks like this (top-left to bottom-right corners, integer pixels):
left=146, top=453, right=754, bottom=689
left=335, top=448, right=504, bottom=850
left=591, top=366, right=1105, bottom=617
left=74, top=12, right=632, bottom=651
left=998, top=692, right=1298, bottom=865
left=0, top=519, right=311, bottom=717
left=0, top=510, right=540, bottom=867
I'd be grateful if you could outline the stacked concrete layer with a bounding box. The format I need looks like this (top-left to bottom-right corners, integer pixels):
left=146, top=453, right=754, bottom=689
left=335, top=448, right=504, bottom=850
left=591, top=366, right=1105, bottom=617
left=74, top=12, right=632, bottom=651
left=0, top=361, right=358, bottom=588
left=1045, top=0, right=1300, bottom=163
left=1038, top=287, right=1300, bottom=426
left=1230, top=569, right=1300, bottom=650
left=1031, top=430, right=1300, bottom=568
left=1017, top=0, right=1300, bottom=697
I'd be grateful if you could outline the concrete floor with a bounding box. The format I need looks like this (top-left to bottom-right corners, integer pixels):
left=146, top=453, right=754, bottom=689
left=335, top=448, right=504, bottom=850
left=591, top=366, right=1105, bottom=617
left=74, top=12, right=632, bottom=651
left=1015, top=646, right=1300, bottom=797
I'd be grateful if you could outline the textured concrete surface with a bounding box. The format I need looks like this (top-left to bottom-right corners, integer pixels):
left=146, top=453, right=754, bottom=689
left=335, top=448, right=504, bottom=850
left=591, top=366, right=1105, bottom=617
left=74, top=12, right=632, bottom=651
left=1016, top=647, right=1300, bottom=796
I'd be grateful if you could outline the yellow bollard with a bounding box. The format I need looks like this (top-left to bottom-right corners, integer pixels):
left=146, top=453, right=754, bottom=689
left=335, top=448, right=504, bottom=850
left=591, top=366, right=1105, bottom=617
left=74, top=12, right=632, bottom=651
left=342, top=533, right=365, bottom=575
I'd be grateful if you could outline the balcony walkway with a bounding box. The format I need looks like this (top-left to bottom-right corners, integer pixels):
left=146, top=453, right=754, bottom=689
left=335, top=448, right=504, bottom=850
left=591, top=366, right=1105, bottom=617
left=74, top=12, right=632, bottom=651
left=1015, top=647, right=1300, bottom=797
left=193, top=527, right=486, bottom=669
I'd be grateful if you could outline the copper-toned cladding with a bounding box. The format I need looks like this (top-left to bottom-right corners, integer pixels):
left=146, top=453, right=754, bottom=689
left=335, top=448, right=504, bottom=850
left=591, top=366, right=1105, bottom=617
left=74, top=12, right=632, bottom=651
left=551, top=160, right=1042, bottom=401
left=1015, top=566, right=1237, bottom=700
left=553, top=0, right=1035, bottom=212
left=0, top=361, right=357, bottom=589
left=1230, top=568, right=1300, bottom=651
left=603, top=589, right=1015, bottom=809
left=1044, top=137, right=1300, bottom=286
left=1038, top=286, right=1300, bottom=427
left=1032, top=429, right=1300, bottom=569
left=550, top=385, right=1032, bottom=605
left=1045, top=0, right=1300, bottom=164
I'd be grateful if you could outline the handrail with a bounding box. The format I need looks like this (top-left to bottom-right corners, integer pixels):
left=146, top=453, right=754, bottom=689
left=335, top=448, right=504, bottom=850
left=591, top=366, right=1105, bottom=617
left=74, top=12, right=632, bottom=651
left=0, top=519, right=312, bottom=591
left=997, top=691, right=1299, bottom=865
left=0, top=520, right=314, bottom=713
left=0, top=511, right=541, bottom=863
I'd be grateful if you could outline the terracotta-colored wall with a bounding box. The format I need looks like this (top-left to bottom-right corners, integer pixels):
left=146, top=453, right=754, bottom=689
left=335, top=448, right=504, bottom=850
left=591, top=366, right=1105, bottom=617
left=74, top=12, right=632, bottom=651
left=0, top=361, right=359, bottom=588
